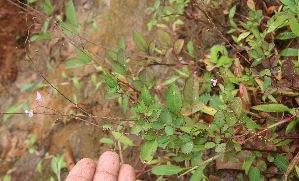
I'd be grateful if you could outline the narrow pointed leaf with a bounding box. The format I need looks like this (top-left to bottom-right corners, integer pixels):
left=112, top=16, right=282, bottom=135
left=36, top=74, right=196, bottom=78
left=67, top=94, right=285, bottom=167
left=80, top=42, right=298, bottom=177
left=111, top=131, right=135, bottom=146
left=174, top=39, right=184, bottom=54
left=252, top=104, right=290, bottom=112
left=152, top=165, right=183, bottom=175
left=65, top=58, right=86, bottom=69
left=65, top=0, right=78, bottom=26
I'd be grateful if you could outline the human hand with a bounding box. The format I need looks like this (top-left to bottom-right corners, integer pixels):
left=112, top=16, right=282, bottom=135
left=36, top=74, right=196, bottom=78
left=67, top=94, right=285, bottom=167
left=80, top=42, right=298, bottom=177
left=66, top=151, right=136, bottom=181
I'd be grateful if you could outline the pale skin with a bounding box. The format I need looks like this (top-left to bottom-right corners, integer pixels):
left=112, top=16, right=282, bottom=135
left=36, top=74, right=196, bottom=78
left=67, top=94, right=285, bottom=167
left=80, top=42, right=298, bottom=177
left=66, top=151, right=136, bottom=181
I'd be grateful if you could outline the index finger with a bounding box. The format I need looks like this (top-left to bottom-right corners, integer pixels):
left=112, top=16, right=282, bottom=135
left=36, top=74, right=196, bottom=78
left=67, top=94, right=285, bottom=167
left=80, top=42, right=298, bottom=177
left=65, top=158, right=96, bottom=181
left=93, top=151, right=120, bottom=181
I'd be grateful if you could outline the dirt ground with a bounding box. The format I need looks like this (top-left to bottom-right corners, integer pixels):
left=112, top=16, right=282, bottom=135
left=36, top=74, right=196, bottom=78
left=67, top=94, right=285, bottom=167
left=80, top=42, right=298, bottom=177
left=0, top=0, right=150, bottom=180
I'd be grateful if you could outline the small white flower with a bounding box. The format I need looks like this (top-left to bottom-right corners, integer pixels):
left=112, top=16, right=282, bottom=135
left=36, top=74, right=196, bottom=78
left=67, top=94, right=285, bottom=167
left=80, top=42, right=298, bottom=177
left=36, top=91, right=43, bottom=102
left=25, top=110, right=33, bottom=117
left=211, top=79, right=217, bottom=87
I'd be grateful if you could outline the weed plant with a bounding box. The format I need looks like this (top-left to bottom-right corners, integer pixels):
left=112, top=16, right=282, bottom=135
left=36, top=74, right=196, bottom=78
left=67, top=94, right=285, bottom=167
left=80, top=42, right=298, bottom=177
left=2, top=0, right=299, bottom=180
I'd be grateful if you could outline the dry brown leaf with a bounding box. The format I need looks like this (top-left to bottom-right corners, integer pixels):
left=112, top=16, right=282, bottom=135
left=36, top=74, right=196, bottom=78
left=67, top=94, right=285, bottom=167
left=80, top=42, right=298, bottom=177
left=282, top=59, right=296, bottom=81
left=247, top=0, right=256, bottom=10
left=266, top=6, right=279, bottom=15
left=216, top=158, right=243, bottom=171
left=284, top=151, right=299, bottom=181
left=239, top=83, right=251, bottom=110
left=209, top=175, right=222, bottom=181
left=1, top=134, right=11, bottom=159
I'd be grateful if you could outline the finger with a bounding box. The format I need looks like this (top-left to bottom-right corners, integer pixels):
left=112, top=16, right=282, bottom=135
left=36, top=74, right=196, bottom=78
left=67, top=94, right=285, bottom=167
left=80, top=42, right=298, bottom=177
left=118, top=164, right=136, bottom=181
left=65, top=158, right=96, bottom=181
left=93, top=151, right=120, bottom=181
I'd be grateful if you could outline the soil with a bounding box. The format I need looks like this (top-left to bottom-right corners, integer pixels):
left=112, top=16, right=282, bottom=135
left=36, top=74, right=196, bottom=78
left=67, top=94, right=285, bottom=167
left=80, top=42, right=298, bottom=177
left=0, top=0, right=27, bottom=92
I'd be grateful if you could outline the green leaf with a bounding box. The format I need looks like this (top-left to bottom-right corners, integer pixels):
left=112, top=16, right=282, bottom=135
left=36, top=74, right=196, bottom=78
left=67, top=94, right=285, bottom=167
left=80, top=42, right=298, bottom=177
left=139, top=69, right=154, bottom=87
left=36, top=160, right=43, bottom=173
left=183, top=75, right=199, bottom=105
left=111, top=131, right=135, bottom=146
left=209, top=95, right=222, bottom=110
left=276, top=32, right=297, bottom=40
left=242, top=155, right=256, bottom=175
left=248, top=167, right=263, bottom=181
left=100, top=74, right=117, bottom=88
left=104, top=92, right=121, bottom=100
left=30, top=33, right=54, bottom=42
left=205, top=142, right=215, bottom=149
left=237, top=32, right=251, bottom=42
left=163, top=48, right=173, bottom=61
left=210, top=45, right=228, bottom=63
left=241, top=114, right=261, bottom=131
left=141, top=86, right=153, bottom=106
left=231, top=97, right=242, bottom=118
left=215, top=143, right=226, bottom=153
left=118, top=36, right=125, bottom=49
left=149, top=41, right=155, bottom=54
left=132, top=80, right=143, bottom=91
left=252, top=104, right=290, bottom=112
left=75, top=48, right=92, bottom=63
left=122, top=96, right=129, bottom=113
left=43, top=0, right=53, bottom=14
left=174, top=39, right=184, bottom=54
left=107, top=47, right=119, bottom=61
left=133, top=32, right=148, bottom=52
left=117, top=49, right=126, bottom=67
left=263, top=76, right=271, bottom=91
left=140, top=140, right=158, bottom=163
left=65, top=0, right=78, bottom=26
left=214, top=111, right=225, bottom=127
left=60, top=21, right=78, bottom=35
left=274, top=154, right=289, bottom=173
left=65, top=58, right=86, bottom=69
left=289, top=13, right=299, bottom=36
left=157, top=30, right=173, bottom=49
left=267, top=15, right=287, bottom=33
left=280, top=48, right=298, bottom=56
left=159, top=109, right=173, bottom=125
left=3, top=104, right=23, bottom=122
left=99, top=138, right=115, bottom=145
left=112, top=63, right=126, bottom=75
left=165, top=84, right=182, bottom=114
left=199, top=93, right=211, bottom=105
left=285, top=119, right=299, bottom=135
left=20, top=82, right=35, bottom=93
left=72, top=77, right=80, bottom=90
left=152, top=165, right=183, bottom=175
left=187, top=40, right=195, bottom=57
left=165, top=125, right=174, bottom=136
left=181, top=141, right=194, bottom=154
left=216, top=56, right=233, bottom=68
left=295, top=166, right=299, bottom=178
left=51, top=157, right=58, bottom=175
left=162, top=75, right=180, bottom=86
left=229, top=5, right=237, bottom=29
left=190, top=166, right=205, bottom=181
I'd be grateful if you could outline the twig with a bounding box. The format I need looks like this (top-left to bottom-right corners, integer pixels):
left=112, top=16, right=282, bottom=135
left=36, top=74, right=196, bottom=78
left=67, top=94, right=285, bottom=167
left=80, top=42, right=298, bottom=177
left=118, top=141, right=124, bottom=164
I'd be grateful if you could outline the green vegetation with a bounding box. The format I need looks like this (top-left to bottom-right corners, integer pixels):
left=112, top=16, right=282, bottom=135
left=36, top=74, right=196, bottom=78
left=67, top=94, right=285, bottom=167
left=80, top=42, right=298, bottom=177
left=2, top=0, right=299, bottom=180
